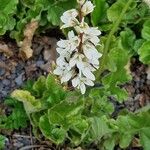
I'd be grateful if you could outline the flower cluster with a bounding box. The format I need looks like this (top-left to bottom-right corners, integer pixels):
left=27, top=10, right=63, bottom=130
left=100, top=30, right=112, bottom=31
left=54, top=0, right=102, bottom=94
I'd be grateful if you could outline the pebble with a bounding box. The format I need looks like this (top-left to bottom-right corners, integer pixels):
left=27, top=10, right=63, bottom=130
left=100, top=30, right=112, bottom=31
left=0, top=68, right=6, bottom=76
left=36, top=60, right=44, bottom=67
left=15, top=74, right=23, bottom=86
left=2, top=79, right=10, bottom=86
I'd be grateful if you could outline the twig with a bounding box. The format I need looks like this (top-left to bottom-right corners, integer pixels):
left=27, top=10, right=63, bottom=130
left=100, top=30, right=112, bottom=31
left=30, top=125, right=34, bottom=150
left=19, top=145, right=50, bottom=150
left=12, top=134, right=36, bottom=139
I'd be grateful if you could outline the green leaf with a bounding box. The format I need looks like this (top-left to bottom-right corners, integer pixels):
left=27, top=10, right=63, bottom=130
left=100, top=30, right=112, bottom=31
left=138, top=41, right=150, bottom=64
left=88, top=116, right=112, bottom=141
left=0, top=135, right=6, bottom=149
left=102, top=47, right=131, bottom=101
left=103, top=137, right=115, bottom=150
left=33, top=76, right=46, bottom=97
left=48, top=100, right=83, bottom=127
left=0, top=0, right=18, bottom=14
left=91, top=0, right=108, bottom=26
left=107, top=0, right=136, bottom=22
left=119, top=28, right=136, bottom=53
left=11, top=90, right=41, bottom=114
left=133, top=39, right=145, bottom=52
left=142, top=19, right=150, bottom=40
left=39, top=114, right=66, bottom=144
left=0, top=97, right=28, bottom=130
left=47, top=5, right=64, bottom=26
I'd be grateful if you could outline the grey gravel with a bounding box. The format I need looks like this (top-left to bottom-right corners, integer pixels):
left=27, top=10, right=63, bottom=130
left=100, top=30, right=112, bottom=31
left=15, top=73, right=24, bottom=86
left=36, top=60, right=44, bottom=67
left=2, top=79, right=11, bottom=86
left=0, top=68, right=6, bottom=76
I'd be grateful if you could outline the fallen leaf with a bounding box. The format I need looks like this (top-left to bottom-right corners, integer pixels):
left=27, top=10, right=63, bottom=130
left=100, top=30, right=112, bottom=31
left=0, top=43, right=13, bottom=57
left=19, top=20, right=39, bottom=60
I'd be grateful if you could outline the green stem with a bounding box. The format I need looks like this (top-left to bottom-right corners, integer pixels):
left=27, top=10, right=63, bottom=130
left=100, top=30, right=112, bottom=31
left=97, top=0, right=133, bottom=80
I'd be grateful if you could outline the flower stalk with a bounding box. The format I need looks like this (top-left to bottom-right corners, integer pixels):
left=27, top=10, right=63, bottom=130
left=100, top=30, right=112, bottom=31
left=97, top=0, right=133, bottom=80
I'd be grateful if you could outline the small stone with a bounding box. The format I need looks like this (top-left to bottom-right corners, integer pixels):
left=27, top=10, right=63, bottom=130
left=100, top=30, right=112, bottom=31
left=146, top=80, right=150, bottom=85
left=34, top=44, right=44, bottom=55
left=36, top=60, right=44, bottom=67
left=0, top=81, right=3, bottom=91
left=0, top=68, right=6, bottom=76
left=15, top=73, right=23, bottom=86
left=2, top=79, right=10, bottom=86
left=1, top=90, right=7, bottom=96
left=134, top=94, right=141, bottom=101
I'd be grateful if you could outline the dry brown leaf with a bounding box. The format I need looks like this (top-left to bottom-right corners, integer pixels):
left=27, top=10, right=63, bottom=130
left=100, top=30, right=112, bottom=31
left=0, top=43, right=13, bottom=57
left=19, top=20, right=39, bottom=60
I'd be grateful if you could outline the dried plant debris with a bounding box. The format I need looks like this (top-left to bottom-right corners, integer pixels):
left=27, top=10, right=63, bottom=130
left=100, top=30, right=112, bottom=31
left=0, top=43, right=13, bottom=57
left=19, top=20, right=39, bottom=60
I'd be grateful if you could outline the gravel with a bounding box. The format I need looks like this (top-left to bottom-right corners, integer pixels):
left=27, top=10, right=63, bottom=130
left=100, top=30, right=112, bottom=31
left=0, top=36, right=56, bottom=101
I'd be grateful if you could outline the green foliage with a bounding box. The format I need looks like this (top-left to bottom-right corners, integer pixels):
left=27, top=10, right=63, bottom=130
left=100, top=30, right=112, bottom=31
left=91, top=0, right=108, bottom=26
left=10, top=73, right=150, bottom=150
left=0, top=97, right=28, bottom=130
left=0, top=135, right=6, bottom=149
left=0, top=0, right=77, bottom=41
left=138, top=41, right=150, bottom=64
left=1, top=0, right=150, bottom=149
left=0, top=0, right=18, bottom=35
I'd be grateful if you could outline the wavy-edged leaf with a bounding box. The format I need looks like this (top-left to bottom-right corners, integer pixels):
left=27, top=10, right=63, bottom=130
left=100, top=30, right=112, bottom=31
left=11, top=90, right=41, bottom=114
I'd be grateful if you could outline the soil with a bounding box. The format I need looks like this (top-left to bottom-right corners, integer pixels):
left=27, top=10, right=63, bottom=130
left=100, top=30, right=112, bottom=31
left=0, top=35, right=149, bottom=150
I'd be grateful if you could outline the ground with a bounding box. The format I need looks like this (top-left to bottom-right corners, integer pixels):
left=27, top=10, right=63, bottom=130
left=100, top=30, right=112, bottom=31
left=0, top=35, right=150, bottom=150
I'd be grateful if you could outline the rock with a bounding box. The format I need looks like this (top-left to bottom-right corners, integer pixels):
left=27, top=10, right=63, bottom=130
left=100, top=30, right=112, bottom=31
left=1, top=90, right=7, bottom=97
left=146, top=66, right=150, bottom=80
left=15, top=73, right=24, bottom=86
left=2, top=79, right=10, bottom=86
left=34, top=44, right=44, bottom=55
left=0, top=81, right=3, bottom=91
left=0, top=68, right=5, bottom=76
left=36, top=60, right=44, bottom=67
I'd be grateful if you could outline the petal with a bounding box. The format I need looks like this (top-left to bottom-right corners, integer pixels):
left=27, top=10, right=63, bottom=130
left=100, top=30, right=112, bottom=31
left=53, top=67, right=62, bottom=75
left=81, top=1, right=95, bottom=16
left=84, top=79, right=94, bottom=86
left=61, top=71, right=72, bottom=83
left=68, top=30, right=75, bottom=39
left=72, top=77, right=80, bottom=87
left=82, top=68, right=95, bottom=80
left=57, top=40, right=68, bottom=48
left=80, top=82, right=86, bottom=94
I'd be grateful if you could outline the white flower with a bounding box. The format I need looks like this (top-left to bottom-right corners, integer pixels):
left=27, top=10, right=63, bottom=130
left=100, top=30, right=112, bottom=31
left=82, top=27, right=101, bottom=46
left=69, top=53, right=85, bottom=68
left=83, top=42, right=101, bottom=59
left=69, top=53, right=95, bottom=80
left=54, top=59, right=74, bottom=83
left=77, top=0, right=85, bottom=5
left=75, top=19, right=89, bottom=34
left=81, top=1, right=95, bottom=16
left=61, top=9, right=79, bottom=28
left=72, top=75, right=94, bottom=94
left=57, top=31, right=79, bottom=53
left=84, top=27, right=101, bottom=36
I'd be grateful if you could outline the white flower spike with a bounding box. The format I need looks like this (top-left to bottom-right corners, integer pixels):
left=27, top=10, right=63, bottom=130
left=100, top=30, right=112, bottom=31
left=54, top=0, right=102, bottom=94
